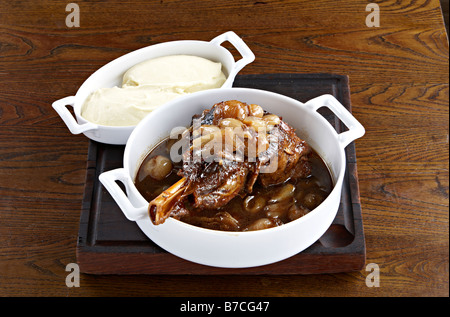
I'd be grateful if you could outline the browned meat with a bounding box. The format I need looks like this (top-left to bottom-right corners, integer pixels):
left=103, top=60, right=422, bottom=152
left=178, top=100, right=265, bottom=210
left=187, top=159, right=261, bottom=210
left=148, top=100, right=312, bottom=225
left=258, top=120, right=311, bottom=187
left=190, top=161, right=250, bottom=209
left=182, top=211, right=241, bottom=231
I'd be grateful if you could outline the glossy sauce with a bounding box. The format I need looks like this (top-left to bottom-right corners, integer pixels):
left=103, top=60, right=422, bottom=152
left=135, top=137, right=333, bottom=231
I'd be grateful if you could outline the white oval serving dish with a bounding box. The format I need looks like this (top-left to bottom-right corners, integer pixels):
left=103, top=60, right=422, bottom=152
left=98, top=88, right=365, bottom=268
left=52, top=31, right=255, bottom=145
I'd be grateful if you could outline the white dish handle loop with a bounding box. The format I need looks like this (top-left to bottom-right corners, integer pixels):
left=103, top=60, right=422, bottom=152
left=52, top=96, right=98, bottom=134
left=210, top=31, right=255, bottom=78
left=305, top=94, right=365, bottom=148
left=99, top=168, right=148, bottom=221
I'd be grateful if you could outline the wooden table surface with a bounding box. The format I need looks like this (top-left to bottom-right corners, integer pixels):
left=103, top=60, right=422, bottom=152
left=0, top=0, right=448, bottom=297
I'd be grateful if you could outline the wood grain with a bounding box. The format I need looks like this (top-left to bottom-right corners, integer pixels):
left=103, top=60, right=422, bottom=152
left=0, top=0, right=448, bottom=297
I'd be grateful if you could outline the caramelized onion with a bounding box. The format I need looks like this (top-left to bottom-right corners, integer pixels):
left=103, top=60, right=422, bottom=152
left=143, top=155, right=173, bottom=180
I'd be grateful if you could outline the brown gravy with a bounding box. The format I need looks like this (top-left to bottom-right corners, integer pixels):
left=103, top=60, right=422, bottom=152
left=135, top=137, right=333, bottom=231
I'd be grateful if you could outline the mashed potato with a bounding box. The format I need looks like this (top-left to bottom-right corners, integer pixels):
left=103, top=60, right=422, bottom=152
left=81, top=55, right=227, bottom=126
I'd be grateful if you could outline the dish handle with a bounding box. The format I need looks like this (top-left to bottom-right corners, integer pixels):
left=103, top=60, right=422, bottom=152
left=99, top=168, right=148, bottom=221
left=52, top=96, right=98, bottom=134
left=210, top=31, right=255, bottom=79
left=304, top=94, right=365, bottom=148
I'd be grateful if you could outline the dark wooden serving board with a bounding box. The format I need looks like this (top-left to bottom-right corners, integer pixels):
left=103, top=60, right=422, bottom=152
left=76, top=73, right=366, bottom=275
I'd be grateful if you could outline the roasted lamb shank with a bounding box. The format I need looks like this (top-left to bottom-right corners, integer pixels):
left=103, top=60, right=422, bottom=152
left=148, top=100, right=312, bottom=225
